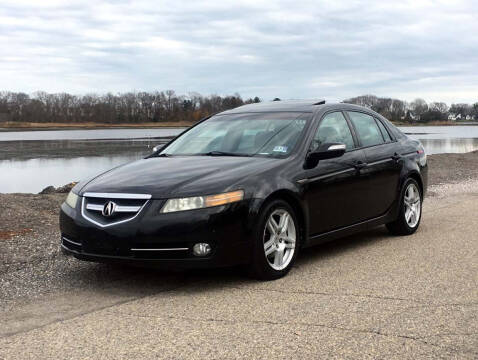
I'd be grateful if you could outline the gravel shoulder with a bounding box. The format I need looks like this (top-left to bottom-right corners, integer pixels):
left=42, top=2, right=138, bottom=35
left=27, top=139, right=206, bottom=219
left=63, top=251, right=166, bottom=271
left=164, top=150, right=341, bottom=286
left=426, top=150, right=478, bottom=185
left=0, top=151, right=477, bottom=359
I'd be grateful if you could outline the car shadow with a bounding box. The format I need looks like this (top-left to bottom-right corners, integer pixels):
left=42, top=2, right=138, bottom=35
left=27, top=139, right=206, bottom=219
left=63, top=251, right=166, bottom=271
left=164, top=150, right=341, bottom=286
left=61, top=225, right=392, bottom=297
left=297, top=225, right=390, bottom=264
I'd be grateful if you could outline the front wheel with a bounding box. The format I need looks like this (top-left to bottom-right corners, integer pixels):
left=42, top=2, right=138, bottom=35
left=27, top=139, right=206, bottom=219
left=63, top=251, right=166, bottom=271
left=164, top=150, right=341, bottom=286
left=387, top=178, right=422, bottom=235
left=248, top=200, right=300, bottom=280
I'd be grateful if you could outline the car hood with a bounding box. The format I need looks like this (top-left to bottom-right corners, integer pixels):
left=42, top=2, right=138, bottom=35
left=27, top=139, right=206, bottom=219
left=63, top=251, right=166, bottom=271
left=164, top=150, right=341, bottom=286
left=78, top=156, right=280, bottom=198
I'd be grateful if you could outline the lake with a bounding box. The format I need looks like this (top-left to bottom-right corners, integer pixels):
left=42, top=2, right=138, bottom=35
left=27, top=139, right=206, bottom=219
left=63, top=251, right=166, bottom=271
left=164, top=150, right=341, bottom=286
left=1, top=126, right=477, bottom=193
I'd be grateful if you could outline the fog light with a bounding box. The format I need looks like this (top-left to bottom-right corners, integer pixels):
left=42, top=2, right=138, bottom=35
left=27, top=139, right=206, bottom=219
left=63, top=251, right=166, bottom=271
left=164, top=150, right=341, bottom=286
left=193, top=243, right=211, bottom=257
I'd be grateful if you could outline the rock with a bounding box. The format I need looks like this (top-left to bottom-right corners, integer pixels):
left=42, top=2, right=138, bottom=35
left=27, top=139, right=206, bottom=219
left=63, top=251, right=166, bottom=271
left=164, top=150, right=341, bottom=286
left=38, top=182, right=77, bottom=194
left=39, top=186, right=56, bottom=194
left=56, top=182, right=77, bottom=193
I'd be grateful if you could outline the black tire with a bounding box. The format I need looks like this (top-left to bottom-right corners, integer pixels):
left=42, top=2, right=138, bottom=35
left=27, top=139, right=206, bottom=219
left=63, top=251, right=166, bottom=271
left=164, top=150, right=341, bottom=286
left=386, top=178, right=422, bottom=236
left=248, top=199, right=300, bottom=280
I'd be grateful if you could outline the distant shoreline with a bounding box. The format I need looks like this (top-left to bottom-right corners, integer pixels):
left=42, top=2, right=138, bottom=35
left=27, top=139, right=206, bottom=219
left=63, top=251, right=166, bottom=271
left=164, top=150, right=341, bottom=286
left=392, top=121, right=478, bottom=126
left=0, top=121, right=193, bottom=131
left=0, top=120, right=477, bottom=132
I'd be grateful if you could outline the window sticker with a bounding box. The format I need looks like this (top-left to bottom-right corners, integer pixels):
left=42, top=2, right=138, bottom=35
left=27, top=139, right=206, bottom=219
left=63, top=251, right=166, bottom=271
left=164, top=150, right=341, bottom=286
left=273, top=145, right=288, bottom=153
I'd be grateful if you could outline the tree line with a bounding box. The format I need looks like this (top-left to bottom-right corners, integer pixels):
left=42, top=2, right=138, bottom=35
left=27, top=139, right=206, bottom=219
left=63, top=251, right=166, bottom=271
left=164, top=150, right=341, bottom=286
left=0, top=91, right=476, bottom=124
left=0, top=91, right=261, bottom=124
left=344, top=95, right=478, bottom=122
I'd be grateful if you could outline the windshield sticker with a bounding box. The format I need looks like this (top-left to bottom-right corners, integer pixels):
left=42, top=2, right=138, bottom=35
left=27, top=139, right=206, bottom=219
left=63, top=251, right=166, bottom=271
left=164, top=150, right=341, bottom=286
left=273, top=146, right=288, bottom=153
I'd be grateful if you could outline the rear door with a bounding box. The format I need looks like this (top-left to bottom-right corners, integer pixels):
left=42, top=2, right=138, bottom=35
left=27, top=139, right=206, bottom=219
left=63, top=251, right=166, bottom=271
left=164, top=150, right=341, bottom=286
left=303, top=111, right=369, bottom=235
left=346, top=111, right=402, bottom=219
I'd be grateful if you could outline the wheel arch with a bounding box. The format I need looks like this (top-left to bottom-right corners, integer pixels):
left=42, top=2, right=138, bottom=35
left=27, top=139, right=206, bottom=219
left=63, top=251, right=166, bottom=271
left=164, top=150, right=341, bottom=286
left=405, top=170, right=424, bottom=196
left=255, top=189, right=309, bottom=248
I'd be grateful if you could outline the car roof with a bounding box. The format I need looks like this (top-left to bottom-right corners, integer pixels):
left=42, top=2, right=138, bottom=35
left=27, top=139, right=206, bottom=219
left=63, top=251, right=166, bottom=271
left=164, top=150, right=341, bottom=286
left=216, top=100, right=388, bottom=121
left=218, top=99, right=327, bottom=114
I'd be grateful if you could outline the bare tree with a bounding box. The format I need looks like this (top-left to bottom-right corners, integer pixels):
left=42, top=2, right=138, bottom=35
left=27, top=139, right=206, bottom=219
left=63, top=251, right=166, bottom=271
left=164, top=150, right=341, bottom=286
left=410, top=98, right=428, bottom=121
left=0, top=90, right=474, bottom=124
left=429, top=102, right=448, bottom=114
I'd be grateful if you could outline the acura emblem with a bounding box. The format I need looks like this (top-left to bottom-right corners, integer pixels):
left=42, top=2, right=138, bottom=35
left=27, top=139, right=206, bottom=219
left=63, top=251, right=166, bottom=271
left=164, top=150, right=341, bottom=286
left=102, top=201, right=117, bottom=217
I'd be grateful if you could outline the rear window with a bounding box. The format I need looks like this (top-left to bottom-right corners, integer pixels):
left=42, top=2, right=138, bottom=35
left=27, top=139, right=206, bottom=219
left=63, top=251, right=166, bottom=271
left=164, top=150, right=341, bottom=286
left=347, top=111, right=384, bottom=147
left=382, top=118, right=406, bottom=139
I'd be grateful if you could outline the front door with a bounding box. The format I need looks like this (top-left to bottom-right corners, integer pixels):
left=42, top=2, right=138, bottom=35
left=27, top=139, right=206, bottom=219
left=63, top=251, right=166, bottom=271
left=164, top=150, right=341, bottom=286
left=303, top=111, right=369, bottom=235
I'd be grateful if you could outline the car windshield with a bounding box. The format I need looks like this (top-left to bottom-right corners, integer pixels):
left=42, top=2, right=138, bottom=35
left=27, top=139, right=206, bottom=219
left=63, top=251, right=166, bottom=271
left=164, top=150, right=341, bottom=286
left=160, top=112, right=311, bottom=157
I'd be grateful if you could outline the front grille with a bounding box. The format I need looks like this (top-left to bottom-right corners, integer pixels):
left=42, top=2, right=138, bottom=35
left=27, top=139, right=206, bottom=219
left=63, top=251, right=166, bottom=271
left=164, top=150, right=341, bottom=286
left=81, top=192, right=151, bottom=227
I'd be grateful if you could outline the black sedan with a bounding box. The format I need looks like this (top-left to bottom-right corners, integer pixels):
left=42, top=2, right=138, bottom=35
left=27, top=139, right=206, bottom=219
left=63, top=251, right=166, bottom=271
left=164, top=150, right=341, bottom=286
left=60, top=100, right=427, bottom=280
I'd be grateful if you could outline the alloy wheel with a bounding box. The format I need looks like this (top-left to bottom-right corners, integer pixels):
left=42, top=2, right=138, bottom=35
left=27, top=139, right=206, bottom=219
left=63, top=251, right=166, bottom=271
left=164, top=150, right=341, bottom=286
left=263, top=209, right=296, bottom=271
left=404, top=183, right=421, bottom=228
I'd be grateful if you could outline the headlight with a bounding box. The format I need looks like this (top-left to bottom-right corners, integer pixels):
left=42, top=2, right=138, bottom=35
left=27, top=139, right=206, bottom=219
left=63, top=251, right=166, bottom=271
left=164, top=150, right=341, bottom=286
left=161, top=190, right=244, bottom=213
left=65, top=191, right=79, bottom=209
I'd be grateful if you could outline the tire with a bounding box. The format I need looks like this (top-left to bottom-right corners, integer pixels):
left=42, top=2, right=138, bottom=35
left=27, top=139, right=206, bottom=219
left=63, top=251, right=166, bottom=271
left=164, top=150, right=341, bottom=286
left=248, top=199, right=300, bottom=280
left=386, top=178, right=422, bottom=236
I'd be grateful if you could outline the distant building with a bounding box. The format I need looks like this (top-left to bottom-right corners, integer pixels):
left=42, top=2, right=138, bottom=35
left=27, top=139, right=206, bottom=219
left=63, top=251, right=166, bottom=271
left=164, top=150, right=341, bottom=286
left=401, top=110, right=419, bottom=121
left=448, top=114, right=476, bottom=121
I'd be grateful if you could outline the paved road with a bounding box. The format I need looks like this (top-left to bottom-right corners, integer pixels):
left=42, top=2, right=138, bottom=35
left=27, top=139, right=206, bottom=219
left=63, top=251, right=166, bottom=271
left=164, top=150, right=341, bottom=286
left=1, top=182, right=477, bottom=359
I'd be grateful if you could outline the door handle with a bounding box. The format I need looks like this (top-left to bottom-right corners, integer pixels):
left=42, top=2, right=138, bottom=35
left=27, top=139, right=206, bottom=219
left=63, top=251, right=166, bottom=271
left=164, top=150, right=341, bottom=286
left=353, top=160, right=367, bottom=170
left=392, top=153, right=403, bottom=162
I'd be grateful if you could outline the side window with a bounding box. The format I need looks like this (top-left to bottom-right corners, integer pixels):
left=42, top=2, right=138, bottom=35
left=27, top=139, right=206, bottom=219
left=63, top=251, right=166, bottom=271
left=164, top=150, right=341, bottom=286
left=312, top=112, right=355, bottom=151
left=375, top=118, right=393, bottom=142
left=347, top=112, right=384, bottom=147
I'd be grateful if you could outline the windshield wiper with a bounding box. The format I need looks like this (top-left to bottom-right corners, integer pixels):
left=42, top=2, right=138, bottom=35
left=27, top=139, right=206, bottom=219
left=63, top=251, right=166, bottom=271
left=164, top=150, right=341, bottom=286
left=156, top=153, right=172, bottom=157
left=201, top=151, right=251, bottom=157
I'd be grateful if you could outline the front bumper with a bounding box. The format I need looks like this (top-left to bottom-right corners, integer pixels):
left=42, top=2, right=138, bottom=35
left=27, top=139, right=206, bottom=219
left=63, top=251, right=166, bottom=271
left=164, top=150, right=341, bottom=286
left=59, top=198, right=253, bottom=268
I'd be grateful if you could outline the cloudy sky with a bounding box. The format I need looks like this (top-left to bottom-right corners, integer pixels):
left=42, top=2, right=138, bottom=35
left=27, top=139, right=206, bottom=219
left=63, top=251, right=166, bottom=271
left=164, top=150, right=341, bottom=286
left=1, top=0, right=477, bottom=103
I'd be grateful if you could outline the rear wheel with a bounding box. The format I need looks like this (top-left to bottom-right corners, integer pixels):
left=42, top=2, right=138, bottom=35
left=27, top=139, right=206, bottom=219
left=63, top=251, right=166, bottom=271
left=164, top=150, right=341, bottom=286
left=387, top=178, right=422, bottom=235
left=249, top=199, right=299, bottom=280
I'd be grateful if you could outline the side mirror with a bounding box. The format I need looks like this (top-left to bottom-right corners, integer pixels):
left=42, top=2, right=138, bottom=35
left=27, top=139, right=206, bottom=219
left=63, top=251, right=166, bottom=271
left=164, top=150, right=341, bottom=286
left=152, top=144, right=164, bottom=153
left=305, top=143, right=346, bottom=169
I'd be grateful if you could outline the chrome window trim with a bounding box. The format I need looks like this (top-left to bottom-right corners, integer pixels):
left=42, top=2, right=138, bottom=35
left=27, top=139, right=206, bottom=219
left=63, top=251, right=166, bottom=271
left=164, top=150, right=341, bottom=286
left=81, top=197, right=150, bottom=228
left=82, top=192, right=152, bottom=200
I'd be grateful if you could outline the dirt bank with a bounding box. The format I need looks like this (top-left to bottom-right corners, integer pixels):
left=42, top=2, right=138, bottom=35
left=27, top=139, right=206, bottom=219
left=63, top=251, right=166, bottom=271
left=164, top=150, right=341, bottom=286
left=426, top=150, right=478, bottom=184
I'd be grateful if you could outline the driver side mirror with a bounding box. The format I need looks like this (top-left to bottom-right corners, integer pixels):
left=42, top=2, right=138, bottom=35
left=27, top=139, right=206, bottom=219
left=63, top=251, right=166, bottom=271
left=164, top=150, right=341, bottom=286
left=152, top=144, right=164, bottom=153
left=305, top=143, right=346, bottom=169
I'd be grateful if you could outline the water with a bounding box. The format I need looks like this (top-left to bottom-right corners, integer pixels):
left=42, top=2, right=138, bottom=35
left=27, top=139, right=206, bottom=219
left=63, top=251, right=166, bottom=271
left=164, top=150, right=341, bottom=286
left=0, top=128, right=183, bottom=141
left=401, top=126, right=478, bottom=155
left=0, top=128, right=184, bottom=193
left=0, top=126, right=477, bottom=193
left=0, top=156, right=138, bottom=193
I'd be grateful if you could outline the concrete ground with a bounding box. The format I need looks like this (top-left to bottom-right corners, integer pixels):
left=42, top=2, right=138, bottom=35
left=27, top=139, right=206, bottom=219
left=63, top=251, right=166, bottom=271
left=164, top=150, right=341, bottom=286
left=0, top=180, right=477, bottom=359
